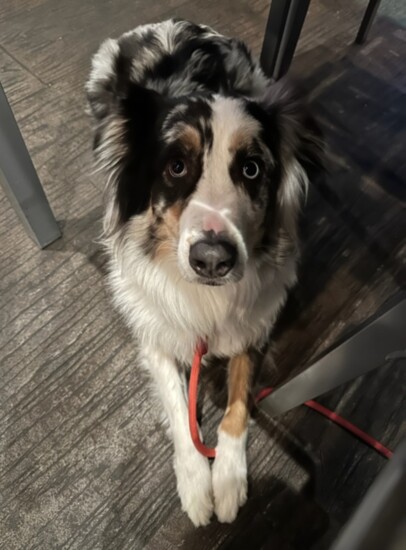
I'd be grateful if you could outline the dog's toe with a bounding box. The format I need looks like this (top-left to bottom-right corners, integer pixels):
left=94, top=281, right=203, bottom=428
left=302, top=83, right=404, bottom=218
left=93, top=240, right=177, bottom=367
left=175, top=451, right=213, bottom=526
left=213, top=463, right=247, bottom=523
left=212, top=431, right=248, bottom=523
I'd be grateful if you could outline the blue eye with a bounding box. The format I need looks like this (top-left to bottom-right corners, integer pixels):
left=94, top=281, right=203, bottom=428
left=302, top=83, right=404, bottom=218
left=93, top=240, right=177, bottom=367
left=168, top=159, right=187, bottom=177
left=242, top=160, right=260, bottom=179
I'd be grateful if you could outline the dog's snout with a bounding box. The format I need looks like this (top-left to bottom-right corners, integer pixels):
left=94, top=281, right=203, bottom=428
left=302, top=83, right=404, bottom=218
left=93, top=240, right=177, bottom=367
left=189, top=238, right=237, bottom=279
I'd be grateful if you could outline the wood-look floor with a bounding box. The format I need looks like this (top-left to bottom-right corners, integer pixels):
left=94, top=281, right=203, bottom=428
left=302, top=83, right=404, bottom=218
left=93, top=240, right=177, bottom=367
left=1, top=1, right=405, bottom=548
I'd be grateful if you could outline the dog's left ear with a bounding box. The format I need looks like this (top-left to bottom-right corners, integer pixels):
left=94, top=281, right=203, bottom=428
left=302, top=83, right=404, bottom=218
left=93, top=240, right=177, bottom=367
left=263, top=80, right=323, bottom=183
left=256, top=80, right=324, bottom=236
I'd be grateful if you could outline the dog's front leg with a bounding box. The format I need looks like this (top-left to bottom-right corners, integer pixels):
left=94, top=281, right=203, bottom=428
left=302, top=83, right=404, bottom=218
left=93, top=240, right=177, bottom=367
left=142, top=348, right=213, bottom=526
left=212, top=352, right=253, bottom=522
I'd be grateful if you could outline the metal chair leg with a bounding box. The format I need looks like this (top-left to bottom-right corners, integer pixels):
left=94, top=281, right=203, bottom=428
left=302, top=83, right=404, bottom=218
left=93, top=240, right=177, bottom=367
left=0, top=84, right=61, bottom=248
left=331, top=439, right=406, bottom=550
left=355, top=0, right=382, bottom=45
left=260, top=0, right=311, bottom=81
left=259, top=298, right=406, bottom=417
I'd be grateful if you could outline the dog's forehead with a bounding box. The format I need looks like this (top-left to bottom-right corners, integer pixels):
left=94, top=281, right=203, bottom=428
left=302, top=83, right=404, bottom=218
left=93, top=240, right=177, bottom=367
left=210, top=96, right=262, bottom=144
left=162, top=96, right=263, bottom=156
left=162, top=98, right=212, bottom=144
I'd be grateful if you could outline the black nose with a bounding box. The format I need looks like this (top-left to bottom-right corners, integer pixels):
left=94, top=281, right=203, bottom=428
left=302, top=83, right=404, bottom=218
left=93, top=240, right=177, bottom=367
left=189, top=238, right=237, bottom=279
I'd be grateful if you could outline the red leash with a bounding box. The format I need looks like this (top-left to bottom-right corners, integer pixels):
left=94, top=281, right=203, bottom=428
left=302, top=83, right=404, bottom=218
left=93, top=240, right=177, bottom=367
left=188, top=340, right=216, bottom=458
left=188, top=343, right=393, bottom=460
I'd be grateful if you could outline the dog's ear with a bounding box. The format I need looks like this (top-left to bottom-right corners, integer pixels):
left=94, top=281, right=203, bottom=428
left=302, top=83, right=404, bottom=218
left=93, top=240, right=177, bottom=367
left=86, top=38, right=122, bottom=121
left=261, top=80, right=323, bottom=178
left=112, top=83, right=165, bottom=231
left=258, top=80, right=324, bottom=237
left=86, top=37, right=164, bottom=120
left=86, top=39, right=165, bottom=236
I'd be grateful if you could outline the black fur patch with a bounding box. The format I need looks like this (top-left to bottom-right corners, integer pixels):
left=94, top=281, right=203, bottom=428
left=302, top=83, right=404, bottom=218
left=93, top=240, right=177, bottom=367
left=116, top=83, right=165, bottom=222
left=115, top=83, right=214, bottom=224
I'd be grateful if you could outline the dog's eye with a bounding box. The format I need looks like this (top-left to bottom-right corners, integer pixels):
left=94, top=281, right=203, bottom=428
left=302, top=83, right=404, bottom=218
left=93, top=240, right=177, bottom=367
left=242, top=160, right=260, bottom=180
left=168, top=159, right=187, bottom=178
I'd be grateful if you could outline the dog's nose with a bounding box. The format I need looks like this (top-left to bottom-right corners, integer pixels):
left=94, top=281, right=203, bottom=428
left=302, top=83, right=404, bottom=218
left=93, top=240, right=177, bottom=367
left=189, top=238, right=237, bottom=278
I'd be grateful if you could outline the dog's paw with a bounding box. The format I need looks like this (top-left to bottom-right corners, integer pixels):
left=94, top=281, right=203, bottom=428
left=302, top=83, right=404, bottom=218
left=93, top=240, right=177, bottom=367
left=212, top=431, right=247, bottom=523
left=174, top=450, right=213, bottom=526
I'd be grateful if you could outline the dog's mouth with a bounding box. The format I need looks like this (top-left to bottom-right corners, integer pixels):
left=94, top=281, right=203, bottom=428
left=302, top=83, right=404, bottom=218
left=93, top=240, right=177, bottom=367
left=195, top=277, right=229, bottom=287
left=185, top=266, right=244, bottom=287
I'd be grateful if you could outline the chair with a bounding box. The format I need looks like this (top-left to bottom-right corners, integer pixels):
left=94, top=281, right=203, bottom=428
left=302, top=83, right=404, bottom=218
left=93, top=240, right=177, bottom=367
left=260, top=0, right=382, bottom=80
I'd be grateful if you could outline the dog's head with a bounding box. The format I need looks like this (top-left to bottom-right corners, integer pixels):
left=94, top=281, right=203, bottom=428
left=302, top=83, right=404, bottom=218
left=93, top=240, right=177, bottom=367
left=87, top=41, right=322, bottom=286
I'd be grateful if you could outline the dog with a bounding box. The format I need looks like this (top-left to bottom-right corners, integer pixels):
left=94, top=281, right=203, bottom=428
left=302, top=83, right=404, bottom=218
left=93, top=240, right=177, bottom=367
left=86, top=18, right=322, bottom=526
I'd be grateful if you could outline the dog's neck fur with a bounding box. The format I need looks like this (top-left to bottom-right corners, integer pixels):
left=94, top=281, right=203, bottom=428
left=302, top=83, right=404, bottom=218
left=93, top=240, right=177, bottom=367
left=106, top=216, right=298, bottom=363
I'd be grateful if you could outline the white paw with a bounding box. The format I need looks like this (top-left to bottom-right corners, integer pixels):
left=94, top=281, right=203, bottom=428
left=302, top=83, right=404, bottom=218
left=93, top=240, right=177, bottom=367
left=174, top=450, right=214, bottom=526
left=212, top=431, right=248, bottom=523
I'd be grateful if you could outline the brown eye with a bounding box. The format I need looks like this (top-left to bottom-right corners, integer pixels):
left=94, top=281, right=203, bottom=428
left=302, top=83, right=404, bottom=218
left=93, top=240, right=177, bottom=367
left=168, top=159, right=187, bottom=178
left=242, top=160, right=260, bottom=179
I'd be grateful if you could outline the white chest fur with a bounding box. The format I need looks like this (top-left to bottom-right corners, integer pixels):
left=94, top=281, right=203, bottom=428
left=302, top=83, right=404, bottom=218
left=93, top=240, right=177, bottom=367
left=108, top=237, right=297, bottom=363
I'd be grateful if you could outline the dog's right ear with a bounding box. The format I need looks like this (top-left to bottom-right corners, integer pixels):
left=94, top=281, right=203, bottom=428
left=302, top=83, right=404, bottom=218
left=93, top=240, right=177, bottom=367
left=86, top=39, right=122, bottom=120
left=86, top=39, right=165, bottom=236
left=86, top=38, right=155, bottom=120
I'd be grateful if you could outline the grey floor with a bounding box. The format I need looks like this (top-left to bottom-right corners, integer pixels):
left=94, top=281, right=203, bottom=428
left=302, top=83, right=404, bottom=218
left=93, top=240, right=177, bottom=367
left=1, top=1, right=405, bottom=549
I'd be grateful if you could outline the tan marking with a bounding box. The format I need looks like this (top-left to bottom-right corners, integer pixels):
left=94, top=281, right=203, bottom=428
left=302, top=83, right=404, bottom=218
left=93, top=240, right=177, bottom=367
left=154, top=202, right=184, bottom=260
left=220, top=353, right=253, bottom=437
left=228, top=128, right=256, bottom=155
left=175, top=124, right=201, bottom=153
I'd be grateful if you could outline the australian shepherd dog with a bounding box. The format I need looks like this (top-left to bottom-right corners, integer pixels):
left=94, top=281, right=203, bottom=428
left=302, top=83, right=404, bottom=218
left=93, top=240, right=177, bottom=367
left=86, top=19, right=321, bottom=526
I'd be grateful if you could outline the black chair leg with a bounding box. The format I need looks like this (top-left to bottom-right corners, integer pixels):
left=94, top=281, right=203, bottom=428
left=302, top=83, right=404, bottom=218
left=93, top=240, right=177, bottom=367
left=260, top=0, right=311, bottom=81
left=355, top=0, right=382, bottom=45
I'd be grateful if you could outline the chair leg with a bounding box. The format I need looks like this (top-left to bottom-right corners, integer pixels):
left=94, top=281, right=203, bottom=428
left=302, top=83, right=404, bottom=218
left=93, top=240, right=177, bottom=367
left=260, top=0, right=311, bottom=81
left=332, top=439, right=406, bottom=550
left=355, top=0, right=382, bottom=45
left=258, top=298, right=406, bottom=416
left=0, top=84, right=61, bottom=248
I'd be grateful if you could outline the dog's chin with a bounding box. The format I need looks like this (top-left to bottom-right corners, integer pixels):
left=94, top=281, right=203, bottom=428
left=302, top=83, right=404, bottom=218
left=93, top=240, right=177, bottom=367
left=177, top=265, right=243, bottom=287
left=196, top=278, right=228, bottom=287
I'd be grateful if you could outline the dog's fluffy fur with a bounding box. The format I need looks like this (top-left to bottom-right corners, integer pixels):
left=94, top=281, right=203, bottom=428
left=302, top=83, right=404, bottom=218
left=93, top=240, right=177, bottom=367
left=86, top=19, right=321, bottom=525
